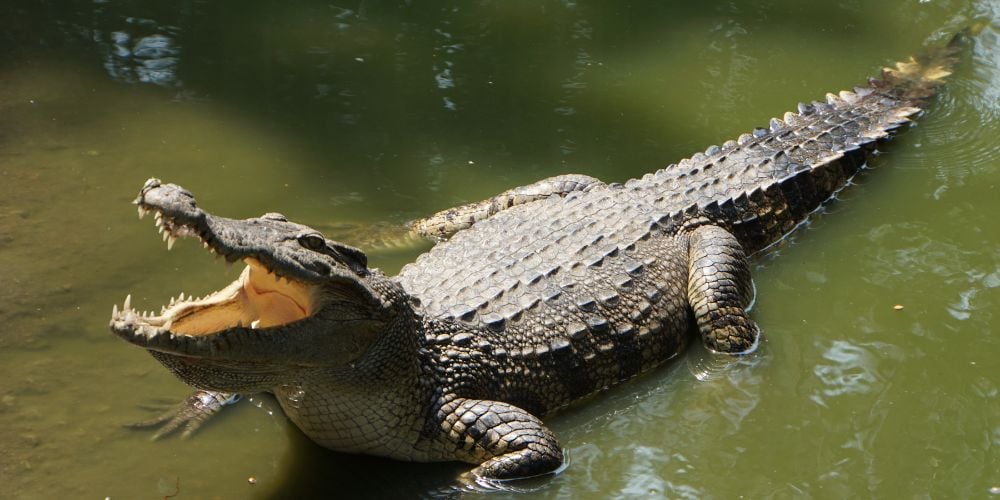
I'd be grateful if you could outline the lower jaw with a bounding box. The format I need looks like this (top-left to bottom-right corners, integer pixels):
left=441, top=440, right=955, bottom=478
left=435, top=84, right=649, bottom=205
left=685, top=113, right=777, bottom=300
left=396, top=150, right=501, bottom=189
left=126, top=261, right=315, bottom=338
left=148, top=350, right=282, bottom=393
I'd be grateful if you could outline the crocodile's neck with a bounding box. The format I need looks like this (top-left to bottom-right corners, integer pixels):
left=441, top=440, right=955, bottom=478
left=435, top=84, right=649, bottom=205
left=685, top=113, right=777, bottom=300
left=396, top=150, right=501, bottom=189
left=273, top=276, right=435, bottom=459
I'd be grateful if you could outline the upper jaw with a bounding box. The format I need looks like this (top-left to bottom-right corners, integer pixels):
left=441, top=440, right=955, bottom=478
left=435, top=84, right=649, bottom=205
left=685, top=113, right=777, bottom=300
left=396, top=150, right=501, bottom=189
left=134, top=178, right=206, bottom=252
left=133, top=178, right=335, bottom=282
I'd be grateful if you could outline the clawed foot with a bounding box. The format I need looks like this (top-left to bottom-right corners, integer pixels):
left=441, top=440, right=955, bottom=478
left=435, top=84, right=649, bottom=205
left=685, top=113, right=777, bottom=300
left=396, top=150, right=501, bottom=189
left=709, top=323, right=762, bottom=356
left=435, top=397, right=567, bottom=493
left=126, top=390, right=239, bottom=440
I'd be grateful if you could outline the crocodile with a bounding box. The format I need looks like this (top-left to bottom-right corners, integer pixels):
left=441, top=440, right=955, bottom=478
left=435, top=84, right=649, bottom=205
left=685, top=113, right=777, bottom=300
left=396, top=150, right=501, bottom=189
left=110, top=35, right=963, bottom=482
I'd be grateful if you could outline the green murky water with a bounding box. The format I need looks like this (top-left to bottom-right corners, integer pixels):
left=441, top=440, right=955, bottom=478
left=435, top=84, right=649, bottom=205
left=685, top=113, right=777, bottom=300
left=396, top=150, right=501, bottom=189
left=2, top=1, right=998, bottom=498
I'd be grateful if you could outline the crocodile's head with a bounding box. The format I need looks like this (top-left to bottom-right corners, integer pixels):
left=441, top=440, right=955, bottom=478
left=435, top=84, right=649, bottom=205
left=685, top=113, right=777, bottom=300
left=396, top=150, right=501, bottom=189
left=110, top=179, right=397, bottom=393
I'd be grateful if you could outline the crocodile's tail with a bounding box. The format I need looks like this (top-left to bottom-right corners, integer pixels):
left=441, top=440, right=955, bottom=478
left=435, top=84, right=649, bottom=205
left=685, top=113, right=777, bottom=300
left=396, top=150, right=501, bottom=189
left=870, top=31, right=966, bottom=106
left=635, top=30, right=969, bottom=255
left=728, top=31, right=969, bottom=252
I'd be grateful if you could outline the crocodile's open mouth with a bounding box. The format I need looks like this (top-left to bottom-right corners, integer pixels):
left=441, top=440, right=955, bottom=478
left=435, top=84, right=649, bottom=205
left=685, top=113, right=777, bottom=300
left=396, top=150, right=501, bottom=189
left=110, top=204, right=319, bottom=343
left=111, top=258, right=315, bottom=337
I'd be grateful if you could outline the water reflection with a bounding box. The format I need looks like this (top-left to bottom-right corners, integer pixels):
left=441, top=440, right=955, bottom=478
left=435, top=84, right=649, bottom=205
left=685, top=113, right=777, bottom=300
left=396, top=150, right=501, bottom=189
left=811, top=341, right=883, bottom=407
left=84, top=0, right=187, bottom=88
left=104, top=29, right=181, bottom=87
left=698, top=16, right=754, bottom=130
left=432, top=25, right=462, bottom=112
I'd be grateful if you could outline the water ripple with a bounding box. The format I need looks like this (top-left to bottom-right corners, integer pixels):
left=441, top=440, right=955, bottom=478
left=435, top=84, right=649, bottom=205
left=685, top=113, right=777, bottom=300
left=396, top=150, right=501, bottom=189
left=685, top=343, right=767, bottom=429
left=901, top=24, right=1000, bottom=184
left=619, top=446, right=701, bottom=499
left=865, top=222, right=1000, bottom=327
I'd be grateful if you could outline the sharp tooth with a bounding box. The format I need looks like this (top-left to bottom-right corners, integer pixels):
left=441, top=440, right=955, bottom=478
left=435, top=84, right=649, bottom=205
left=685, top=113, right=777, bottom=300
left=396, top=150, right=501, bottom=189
left=112, top=304, right=119, bottom=317
left=124, top=294, right=132, bottom=312
left=167, top=235, right=176, bottom=250
left=178, top=292, right=186, bottom=301
left=202, top=241, right=209, bottom=249
left=155, top=212, right=163, bottom=222
left=251, top=320, right=261, bottom=329
left=138, top=206, right=146, bottom=219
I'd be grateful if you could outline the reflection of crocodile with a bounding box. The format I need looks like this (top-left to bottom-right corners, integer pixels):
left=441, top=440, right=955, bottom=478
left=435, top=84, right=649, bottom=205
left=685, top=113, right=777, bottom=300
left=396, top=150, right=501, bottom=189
left=110, top=36, right=961, bottom=482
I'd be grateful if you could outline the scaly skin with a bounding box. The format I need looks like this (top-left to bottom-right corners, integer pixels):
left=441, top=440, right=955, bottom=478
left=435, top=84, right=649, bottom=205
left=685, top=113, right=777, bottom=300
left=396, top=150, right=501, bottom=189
left=111, top=35, right=962, bottom=482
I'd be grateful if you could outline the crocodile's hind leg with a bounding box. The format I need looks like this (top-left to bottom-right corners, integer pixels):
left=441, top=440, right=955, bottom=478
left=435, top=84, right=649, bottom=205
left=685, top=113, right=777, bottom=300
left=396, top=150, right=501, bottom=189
left=320, top=221, right=429, bottom=252
left=411, top=174, right=604, bottom=240
left=686, top=224, right=760, bottom=354
left=335, top=174, right=604, bottom=249
left=127, top=390, right=240, bottom=439
left=437, top=397, right=564, bottom=481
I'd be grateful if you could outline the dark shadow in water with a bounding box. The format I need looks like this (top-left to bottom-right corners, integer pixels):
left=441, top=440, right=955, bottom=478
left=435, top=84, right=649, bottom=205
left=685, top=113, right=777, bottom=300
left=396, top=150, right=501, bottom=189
left=262, top=424, right=465, bottom=500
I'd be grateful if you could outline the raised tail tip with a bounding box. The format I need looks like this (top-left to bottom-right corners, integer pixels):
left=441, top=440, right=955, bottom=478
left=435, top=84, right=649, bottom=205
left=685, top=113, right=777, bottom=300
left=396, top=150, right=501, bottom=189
left=872, top=27, right=977, bottom=100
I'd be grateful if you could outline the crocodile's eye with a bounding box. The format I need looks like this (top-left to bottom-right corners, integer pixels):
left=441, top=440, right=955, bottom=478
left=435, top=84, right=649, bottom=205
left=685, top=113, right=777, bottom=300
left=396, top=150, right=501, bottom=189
left=297, top=233, right=326, bottom=251
left=262, top=212, right=288, bottom=222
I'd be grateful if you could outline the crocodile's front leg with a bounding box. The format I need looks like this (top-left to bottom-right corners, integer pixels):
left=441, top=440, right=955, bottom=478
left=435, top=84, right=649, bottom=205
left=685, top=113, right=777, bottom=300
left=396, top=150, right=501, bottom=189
left=437, top=397, right=564, bottom=481
left=411, top=174, right=604, bottom=240
left=686, top=224, right=760, bottom=354
left=128, top=390, right=240, bottom=439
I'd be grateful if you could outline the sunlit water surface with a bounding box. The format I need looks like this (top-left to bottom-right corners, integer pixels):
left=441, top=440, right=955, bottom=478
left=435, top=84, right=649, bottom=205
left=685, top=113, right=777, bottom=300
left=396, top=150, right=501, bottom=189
left=1, top=1, right=998, bottom=498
